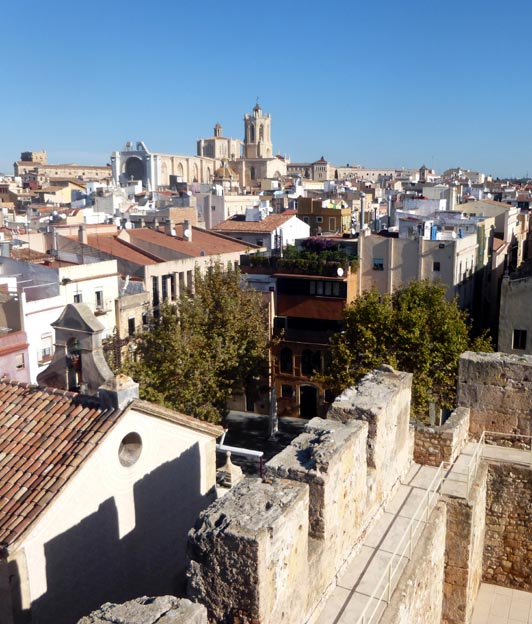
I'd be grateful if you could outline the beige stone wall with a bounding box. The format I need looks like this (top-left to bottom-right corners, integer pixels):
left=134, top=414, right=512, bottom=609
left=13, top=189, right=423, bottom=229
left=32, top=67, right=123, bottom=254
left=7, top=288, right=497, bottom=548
left=327, top=367, right=413, bottom=510
left=380, top=503, right=447, bottom=624
left=264, top=418, right=368, bottom=596
left=483, top=463, right=532, bottom=590
left=78, top=597, right=208, bottom=624
left=188, top=478, right=310, bottom=624
left=413, top=407, right=470, bottom=466
left=442, top=462, right=488, bottom=624
left=458, top=351, right=532, bottom=435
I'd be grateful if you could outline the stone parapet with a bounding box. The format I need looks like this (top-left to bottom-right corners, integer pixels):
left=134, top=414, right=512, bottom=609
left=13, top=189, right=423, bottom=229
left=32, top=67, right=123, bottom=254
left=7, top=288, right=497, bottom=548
left=77, top=596, right=207, bottom=624
left=458, top=351, right=532, bottom=435
left=265, top=417, right=368, bottom=597
left=413, top=407, right=470, bottom=466
left=187, top=478, right=309, bottom=624
left=327, top=366, right=413, bottom=508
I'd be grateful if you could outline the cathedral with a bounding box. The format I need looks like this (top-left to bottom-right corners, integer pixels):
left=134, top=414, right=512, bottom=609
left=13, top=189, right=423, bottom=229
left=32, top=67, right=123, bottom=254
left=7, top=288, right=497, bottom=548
left=111, top=103, right=287, bottom=191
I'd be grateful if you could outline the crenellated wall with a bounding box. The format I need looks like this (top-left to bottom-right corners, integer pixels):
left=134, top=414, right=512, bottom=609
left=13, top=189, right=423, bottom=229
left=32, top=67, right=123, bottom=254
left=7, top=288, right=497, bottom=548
left=187, top=367, right=416, bottom=624
left=413, top=407, right=470, bottom=466
left=327, top=367, right=413, bottom=509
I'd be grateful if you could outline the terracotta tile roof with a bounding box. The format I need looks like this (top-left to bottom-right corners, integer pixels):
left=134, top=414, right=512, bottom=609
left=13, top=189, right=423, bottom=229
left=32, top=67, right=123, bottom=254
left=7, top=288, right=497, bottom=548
left=9, top=248, right=49, bottom=263
left=212, top=211, right=298, bottom=234
left=62, top=232, right=161, bottom=266
left=128, top=225, right=257, bottom=257
left=0, top=380, right=119, bottom=549
left=86, top=233, right=162, bottom=266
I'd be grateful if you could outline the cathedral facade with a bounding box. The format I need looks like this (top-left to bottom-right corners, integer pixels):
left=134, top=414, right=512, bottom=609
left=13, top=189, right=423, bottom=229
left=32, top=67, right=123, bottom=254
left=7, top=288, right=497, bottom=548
left=111, top=103, right=287, bottom=191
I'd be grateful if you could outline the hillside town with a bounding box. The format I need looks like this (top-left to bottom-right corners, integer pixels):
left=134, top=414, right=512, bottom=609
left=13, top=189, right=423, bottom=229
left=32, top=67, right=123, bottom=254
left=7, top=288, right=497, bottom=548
left=1, top=103, right=532, bottom=624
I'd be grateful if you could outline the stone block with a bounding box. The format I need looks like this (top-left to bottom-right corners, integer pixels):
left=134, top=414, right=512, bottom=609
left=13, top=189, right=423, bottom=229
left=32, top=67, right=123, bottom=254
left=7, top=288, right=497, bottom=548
left=187, top=478, right=309, bottom=624
left=77, top=596, right=207, bottom=624
left=265, top=418, right=368, bottom=594
left=327, top=367, right=412, bottom=507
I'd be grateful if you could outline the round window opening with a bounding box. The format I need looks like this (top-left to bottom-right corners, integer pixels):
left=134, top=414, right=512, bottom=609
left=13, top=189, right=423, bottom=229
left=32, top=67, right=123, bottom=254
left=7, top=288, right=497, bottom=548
left=119, top=432, right=142, bottom=467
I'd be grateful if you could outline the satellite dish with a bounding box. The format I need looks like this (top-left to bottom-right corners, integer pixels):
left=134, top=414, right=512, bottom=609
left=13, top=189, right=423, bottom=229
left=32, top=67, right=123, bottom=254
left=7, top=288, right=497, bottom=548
left=337, top=267, right=344, bottom=277
left=183, top=228, right=191, bottom=238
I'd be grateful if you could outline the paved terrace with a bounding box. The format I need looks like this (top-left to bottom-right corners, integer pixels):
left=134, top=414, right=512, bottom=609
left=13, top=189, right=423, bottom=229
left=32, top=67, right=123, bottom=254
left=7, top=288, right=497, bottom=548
left=472, top=583, right=532, bottom=623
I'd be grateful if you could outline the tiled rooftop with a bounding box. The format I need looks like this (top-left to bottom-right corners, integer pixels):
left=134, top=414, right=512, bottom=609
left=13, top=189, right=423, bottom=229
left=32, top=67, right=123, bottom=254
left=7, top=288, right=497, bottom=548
left=128, top=224, right=257, bottom=257
left=213, top=211, right=298, bottom=234
left=86, top=232, right=162, bottom=265
left=0, top=379, right=119, bottom=549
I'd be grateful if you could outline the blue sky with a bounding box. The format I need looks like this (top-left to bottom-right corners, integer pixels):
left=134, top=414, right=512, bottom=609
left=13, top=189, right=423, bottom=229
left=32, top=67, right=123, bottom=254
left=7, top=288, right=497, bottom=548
left=1, top=0, right=531, bottom=178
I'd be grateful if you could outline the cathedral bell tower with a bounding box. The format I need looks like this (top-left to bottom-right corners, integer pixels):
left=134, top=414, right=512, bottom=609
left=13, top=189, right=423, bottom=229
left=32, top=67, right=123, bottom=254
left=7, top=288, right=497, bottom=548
left=243, top=102, right=272, bottom=159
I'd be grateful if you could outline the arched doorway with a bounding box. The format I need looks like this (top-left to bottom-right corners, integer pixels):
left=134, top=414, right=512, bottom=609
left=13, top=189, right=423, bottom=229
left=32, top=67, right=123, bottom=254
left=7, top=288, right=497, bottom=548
left=300, top=385, right=318, bottom=419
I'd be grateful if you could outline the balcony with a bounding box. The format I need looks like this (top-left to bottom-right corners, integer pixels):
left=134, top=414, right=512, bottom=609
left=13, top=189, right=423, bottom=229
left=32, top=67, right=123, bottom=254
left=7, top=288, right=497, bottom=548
left=241, top=243, right=358, bottom=278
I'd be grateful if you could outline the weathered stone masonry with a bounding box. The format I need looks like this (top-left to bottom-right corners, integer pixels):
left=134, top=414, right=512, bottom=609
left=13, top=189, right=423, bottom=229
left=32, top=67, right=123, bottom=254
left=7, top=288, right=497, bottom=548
left=483, top=463, right=532, bottom=590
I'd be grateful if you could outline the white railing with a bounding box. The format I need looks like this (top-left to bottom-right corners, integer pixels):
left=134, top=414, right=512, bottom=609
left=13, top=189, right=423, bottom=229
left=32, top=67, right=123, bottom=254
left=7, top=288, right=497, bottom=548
left=483, top=430, right=532, bottom=466
left=356, top=462, right=445, bottom=624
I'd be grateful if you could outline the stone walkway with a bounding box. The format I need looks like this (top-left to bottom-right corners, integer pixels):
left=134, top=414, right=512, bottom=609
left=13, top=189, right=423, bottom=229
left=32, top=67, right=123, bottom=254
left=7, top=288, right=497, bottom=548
left=472, top=583, right=532, bottom=623
left=442, top=441, right=532, bottom=500
left=315, top=463, right=441, bottom=624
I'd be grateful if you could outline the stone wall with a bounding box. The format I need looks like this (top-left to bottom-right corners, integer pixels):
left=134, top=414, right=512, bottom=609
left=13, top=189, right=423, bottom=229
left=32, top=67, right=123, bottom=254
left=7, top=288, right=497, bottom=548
left=457, top=351, right=532, bottom=435
left=483, top=463, right=532, bottom=589
left=442, top=462, right=488, bottom=624
left=413, top=407, right=470, bottom=467
left=78, top=597, right=207, bottom=624
left=187, top=478, right=310, bottom=624
left=380, top=503, right=447, bottom=624
left=327, top=366, right=413, bottom=510
left=264, top=418, right=368, bottom=602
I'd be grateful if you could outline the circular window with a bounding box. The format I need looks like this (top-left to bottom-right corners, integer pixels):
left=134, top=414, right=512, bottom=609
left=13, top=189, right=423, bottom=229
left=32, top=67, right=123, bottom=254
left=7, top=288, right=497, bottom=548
left=118, top=432, right=142, bottom=467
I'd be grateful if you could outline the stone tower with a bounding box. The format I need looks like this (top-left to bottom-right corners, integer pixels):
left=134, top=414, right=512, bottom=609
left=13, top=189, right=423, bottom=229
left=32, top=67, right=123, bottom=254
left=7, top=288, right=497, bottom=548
left=243, top=102, right=272, bottom=159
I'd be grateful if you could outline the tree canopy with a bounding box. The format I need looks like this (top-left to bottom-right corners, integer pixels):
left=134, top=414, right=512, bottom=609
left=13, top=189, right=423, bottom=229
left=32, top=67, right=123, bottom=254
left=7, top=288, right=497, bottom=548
left=125, top=262, right=270, bottom=424
left=322, top=280, right=492, bottom=420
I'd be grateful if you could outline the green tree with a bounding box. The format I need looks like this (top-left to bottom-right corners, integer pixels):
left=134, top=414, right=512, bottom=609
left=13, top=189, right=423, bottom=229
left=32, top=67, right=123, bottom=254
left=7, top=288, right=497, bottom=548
left=322, top=281, right=492, bottom=420
left=125, top=262, right=270, bottom=424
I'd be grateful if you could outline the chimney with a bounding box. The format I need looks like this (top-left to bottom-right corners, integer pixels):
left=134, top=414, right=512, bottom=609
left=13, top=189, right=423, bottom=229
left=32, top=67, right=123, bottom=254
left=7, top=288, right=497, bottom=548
left=183, top=220, right=192, bottom=242
left=164, top=218, right=175, bottom=236
left=78, top=224, right=88, bottom=244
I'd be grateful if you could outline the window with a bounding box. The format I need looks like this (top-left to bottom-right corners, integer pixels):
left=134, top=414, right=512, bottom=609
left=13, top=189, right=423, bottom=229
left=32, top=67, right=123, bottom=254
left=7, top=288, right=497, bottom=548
left=513, top=329, right=527, bottom=350
left=433, top=261, right=441, bottom=272
left=301, top=349, right=313, bottom=376
left=303, top=216, right=309, bottom=224
left=119, top=432, right=142, bottom=467
left=73, top=292, right=82, bottom=303
left=373, top=258, right=384, bottom=271
left=128, top=317, right=136, bottom=336
left=281, top=384, right=293, bottom=398
left=40, top=334, right=53, bottom=363
left=256, top=239, right=264, bottom=247
left=280, top=347, right=293, bottom=374
left=15, top=353, right=25, bottom=370
left=95, top=290, right=103, bottom=308
left=316, top=216, right=323, bottom=223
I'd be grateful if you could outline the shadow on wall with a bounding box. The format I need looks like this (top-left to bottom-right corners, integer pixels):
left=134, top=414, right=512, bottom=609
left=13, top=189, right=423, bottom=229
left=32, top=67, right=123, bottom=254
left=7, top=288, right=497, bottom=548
left=10, top=443, right=211, bottom=624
